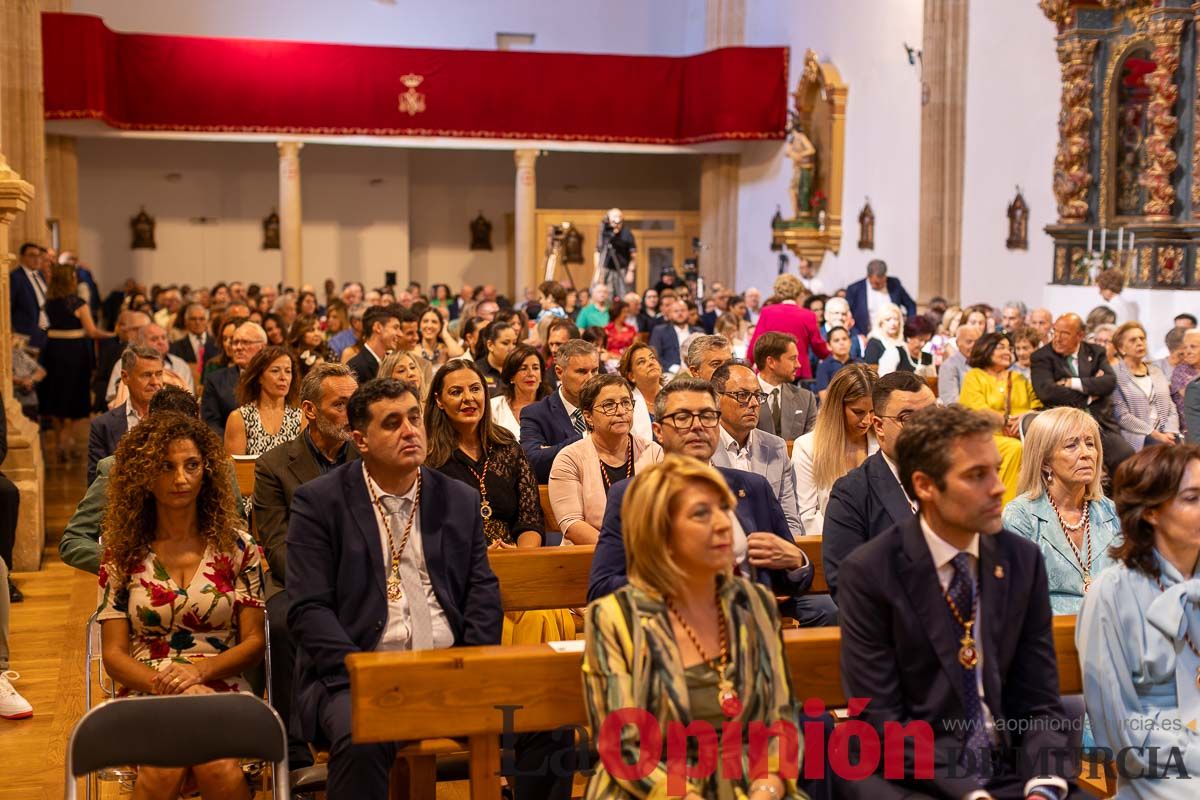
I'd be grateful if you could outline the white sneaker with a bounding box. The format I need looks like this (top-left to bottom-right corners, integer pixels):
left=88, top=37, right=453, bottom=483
left=0, top=671, right=33, bottom=720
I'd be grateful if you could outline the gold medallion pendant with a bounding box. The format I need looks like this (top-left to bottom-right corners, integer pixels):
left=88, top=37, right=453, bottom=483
left=957, top=621, right=979, bottom=670
left=387, top=576, right=403, bottom=601
left=480, top=500, right=493, bottom=520
left=718, top=679, right=743, bottom=718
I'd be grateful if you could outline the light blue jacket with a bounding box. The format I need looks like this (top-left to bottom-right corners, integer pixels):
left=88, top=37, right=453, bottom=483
left=1077, top=552, right=1200, bottom=798
left=1002, top=493, right=1121, bottom=615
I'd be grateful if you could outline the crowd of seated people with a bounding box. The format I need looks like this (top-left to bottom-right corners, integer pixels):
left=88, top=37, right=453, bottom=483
left=11, top=244, right=1200, bottom=798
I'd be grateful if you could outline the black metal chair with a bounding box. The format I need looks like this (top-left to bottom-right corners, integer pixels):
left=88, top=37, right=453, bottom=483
left=64, top=693, right=289, bottom=800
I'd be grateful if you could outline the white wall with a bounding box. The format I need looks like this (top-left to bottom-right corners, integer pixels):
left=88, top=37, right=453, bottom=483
left=77, top=138, right=699, bottom=294
left=737, top=0, right=925, bottom=297
left=68, top=0, right=707, bottom=55
left=77, top=139, right=413, bottom=292
left=961, top=0, right=1059, bottom=311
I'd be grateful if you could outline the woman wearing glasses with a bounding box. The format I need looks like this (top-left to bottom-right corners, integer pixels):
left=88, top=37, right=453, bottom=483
left=549, top=374, right=662, bottom=545
left=790, top=364, right=877, bottom=535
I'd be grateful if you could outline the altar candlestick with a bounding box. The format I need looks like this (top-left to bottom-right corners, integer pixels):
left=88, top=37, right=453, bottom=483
left=1100, top=228, right=1107, bottom=252
left=1087, top=229, right=1094, bottom=253
left=1128, top=232, right=1135, bottom=252
left=1118, top=227, right=1125, bottom=251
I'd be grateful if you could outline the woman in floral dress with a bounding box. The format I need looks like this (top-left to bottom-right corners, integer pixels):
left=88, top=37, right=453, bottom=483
left=97, top=411, right=265, bottom=800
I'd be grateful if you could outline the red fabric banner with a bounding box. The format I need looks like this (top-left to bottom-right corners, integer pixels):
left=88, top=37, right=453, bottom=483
left=42, top=13, right=788, bottom=145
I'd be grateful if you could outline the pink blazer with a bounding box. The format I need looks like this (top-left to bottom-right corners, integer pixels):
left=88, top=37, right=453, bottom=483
left=548, top=434, right=662, bottom=537
left=746, top=302, right=830, bottom=379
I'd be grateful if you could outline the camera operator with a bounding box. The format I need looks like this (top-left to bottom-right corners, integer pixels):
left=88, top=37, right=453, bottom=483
left=593, top=208, right=637, bottom=297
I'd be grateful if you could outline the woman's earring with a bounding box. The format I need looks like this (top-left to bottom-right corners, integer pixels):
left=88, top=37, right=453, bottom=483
left=1042, top=469, right=1052, bottom=485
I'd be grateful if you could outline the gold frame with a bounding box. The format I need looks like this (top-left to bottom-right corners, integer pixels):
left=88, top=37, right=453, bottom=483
left=772, top=50, right=848, bottom=265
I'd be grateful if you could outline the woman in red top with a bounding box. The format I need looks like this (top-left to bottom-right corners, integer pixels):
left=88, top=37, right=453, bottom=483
left=746, top=273, right=830, bottom=380
left=603, top=296, right=639, bottom=356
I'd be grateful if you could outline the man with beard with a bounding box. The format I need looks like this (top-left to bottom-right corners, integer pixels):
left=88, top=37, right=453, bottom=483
left=253, top=362, right=359, bottom=769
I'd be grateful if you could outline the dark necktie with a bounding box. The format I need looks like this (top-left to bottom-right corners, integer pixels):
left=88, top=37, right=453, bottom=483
left=572, top=409, right=586, bottom=435
left=948, top=553, right=990, bottom=757
left=771, top=388, right=782, bottom=434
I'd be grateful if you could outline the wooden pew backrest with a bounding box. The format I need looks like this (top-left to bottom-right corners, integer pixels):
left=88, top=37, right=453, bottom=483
left=795, top=535, right=825, bottom=594
left=539, top=485, right=559, bottom=532
left=231, top=455, right=257, bottom=497
left=489, top=546, right=594, bottom=611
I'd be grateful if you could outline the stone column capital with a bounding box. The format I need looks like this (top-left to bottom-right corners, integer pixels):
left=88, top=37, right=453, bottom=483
left=513, top=148, right=539, bottom=170
left=277, top=141, right=304, bottom=158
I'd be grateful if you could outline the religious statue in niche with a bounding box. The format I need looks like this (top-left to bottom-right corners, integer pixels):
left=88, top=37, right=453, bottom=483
left=857, top=200, right=874, bottom=250
left=1007, top=188, right=1029, bottom=250
left=1116, top=51, right=1154, bottom=216
left=785, top=111, right=817, bottom=219
left=130, top=207, right=156, bottom=250
left=262, top=209, right=280, bottom=250
left=470, top=212, right=493, bottom=251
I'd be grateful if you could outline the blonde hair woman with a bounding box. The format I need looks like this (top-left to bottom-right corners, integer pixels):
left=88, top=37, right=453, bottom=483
left=1001, top=407, right=1120, bottom=614
left=790, top=363, right=878, bottom=535
left=378, top=349, right=427, bottom=404
left=863, top=302, right=904, bottom=366
left=582, top=455, right=802, bottom=799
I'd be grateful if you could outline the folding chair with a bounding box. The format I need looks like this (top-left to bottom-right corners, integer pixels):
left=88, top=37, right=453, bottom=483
left=64, top=693, right=290, bottom=800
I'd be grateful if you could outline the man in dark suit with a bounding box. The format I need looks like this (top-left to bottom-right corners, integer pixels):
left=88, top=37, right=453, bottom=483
left=92, top=310, right=149, bottom=413
left=838, top=405, right=1080, bottom=799
left=520, top=339, right=599, bottom=482
left=753, top=332, right=818, bottom=440
left=253, top=362, right=358, bottom=769
left=540, top=318, right=579, bottom=391
left=844, top=259, right=917, bottom=337
left=10, top=242, right=48, bottom=350
left=649, top=297, right=702, bottom=372
left=168, top=303, right=219, bottom=366
left=823, top=371, right=934, bottom=599
left=1030, top=312, right=1134, bottom=478
left=588, top=378, right=831, bottom=626
left=87, top=346, right=164, bottom=484
left=201, top=320, right=265, bottom=437
left=287, top=378, right=569, bottom=799
left=347, top=306, right=402, bottom=385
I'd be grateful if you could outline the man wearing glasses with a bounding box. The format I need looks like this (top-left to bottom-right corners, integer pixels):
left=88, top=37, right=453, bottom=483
left=822, top=371, right=935, bottom=600
left=587, top=377, right=819, bottom=624
left=709, top=361, right=804, bottom=538
left=201, top=321, right=266, bottom=437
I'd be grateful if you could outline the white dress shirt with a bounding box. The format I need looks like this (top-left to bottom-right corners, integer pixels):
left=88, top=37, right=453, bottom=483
left=188, top=332, right=208, bottom=360
left=630, top=387, right=654, bottom=442
left=718, top=425, right=754, bottom=473
left=560, top=387, right=580, bottom=422
left=125, top=401, right=144, bottom=432
left=489, top=395, right=521, bottom=439
left=363, top=465, right=454, bottom=651
left=866, top=284, right=891, bottom=321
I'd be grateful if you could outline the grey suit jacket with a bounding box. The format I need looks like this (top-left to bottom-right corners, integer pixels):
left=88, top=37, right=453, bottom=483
left=253, top=433, right=359, bottom=600
left=755, top=382, right=817, bottom=441
left=710, top=427, right=805, bottom=539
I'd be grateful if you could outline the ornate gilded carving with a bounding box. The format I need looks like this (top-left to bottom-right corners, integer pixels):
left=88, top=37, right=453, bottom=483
left=1055, top=246, right=1067, bottom=283
left=1039, top=0, right=1073, bottom=26
left=1193, top=21, right=1200, bottom=213
left=1140, top=19, right=1184, bottom=220
left=1157, top=245, right=1185, bottom=284
left=1053, top=39, right=1099, bottom=223
left=1138, top=246, right=1152, bottom=284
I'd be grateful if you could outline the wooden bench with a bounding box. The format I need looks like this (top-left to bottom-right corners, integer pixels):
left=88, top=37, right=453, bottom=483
left=231, top=455, right=257, bottom=497
left=349, top=616, right=1100, bottom=800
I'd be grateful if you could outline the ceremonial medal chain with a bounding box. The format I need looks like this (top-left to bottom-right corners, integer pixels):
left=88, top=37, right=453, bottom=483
left=667, top=587, right=743, bottom=718
left=365, top=469, right=422, bottom=601
left=464, top=455, right=494, bottom=520
left=1047, top=494, right=1093, bottom=590
left=1153, top=576, right=1200, bottom=690
left=599, top=435, right=634, bottom=493
left=943, top=587, right=980, bottom=670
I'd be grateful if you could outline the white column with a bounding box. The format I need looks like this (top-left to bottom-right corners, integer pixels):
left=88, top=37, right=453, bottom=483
left=277, top=141, right=304, bottom=290
left=701, top=0, right=744, bottom=290
left=513, top=148, right=538, bottom=294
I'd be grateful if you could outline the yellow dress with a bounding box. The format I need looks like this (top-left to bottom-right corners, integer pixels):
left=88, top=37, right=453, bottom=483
left=957, top=368, right=1042, bottom=503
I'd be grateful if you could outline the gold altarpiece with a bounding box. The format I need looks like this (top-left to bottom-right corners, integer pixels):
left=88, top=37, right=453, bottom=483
left=771, top=51, right=848, bottom=266
left=1042, top=0, right=1200, bottom=288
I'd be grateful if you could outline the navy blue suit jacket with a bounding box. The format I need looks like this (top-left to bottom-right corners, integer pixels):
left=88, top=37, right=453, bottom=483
left=286, top=462, right=501, bottom=742
left=519, top=391, right=581, bottom=482
left=837, top=516, right=1076, bottom=799
left=587, top=466, right=813, bottom=606
left=168, top=335, right=219, bottom=365
left=201, top=365, right=240, bottom=438
left=845, top=276, right=917, bottom=337
left=10, top=268, right=46, bottom=349
left=648, top=323, right=702, bottom=371
left=822, top=451, right=915, bottom=600
left=87, top=404, right=128, bottom=485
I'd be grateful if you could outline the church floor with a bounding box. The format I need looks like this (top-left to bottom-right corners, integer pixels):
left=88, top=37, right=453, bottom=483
left=0, top=456, right=478, bottom=800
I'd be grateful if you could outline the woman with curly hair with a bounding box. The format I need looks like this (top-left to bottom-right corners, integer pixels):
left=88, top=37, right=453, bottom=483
left=223, top=345, right=304, bottom=457
left=96, top=412, right=265, bottom=800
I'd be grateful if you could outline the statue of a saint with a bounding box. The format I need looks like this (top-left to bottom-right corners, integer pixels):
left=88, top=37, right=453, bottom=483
left=786, top=121, right=817, bottom=218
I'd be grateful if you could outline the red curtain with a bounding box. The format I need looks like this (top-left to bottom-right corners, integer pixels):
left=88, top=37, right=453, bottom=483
left=42, top=13, right=788, bottom=145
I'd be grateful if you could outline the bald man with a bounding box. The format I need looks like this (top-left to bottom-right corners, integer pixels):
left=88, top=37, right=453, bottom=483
left=1030, top=313, right=1134, bottom=477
